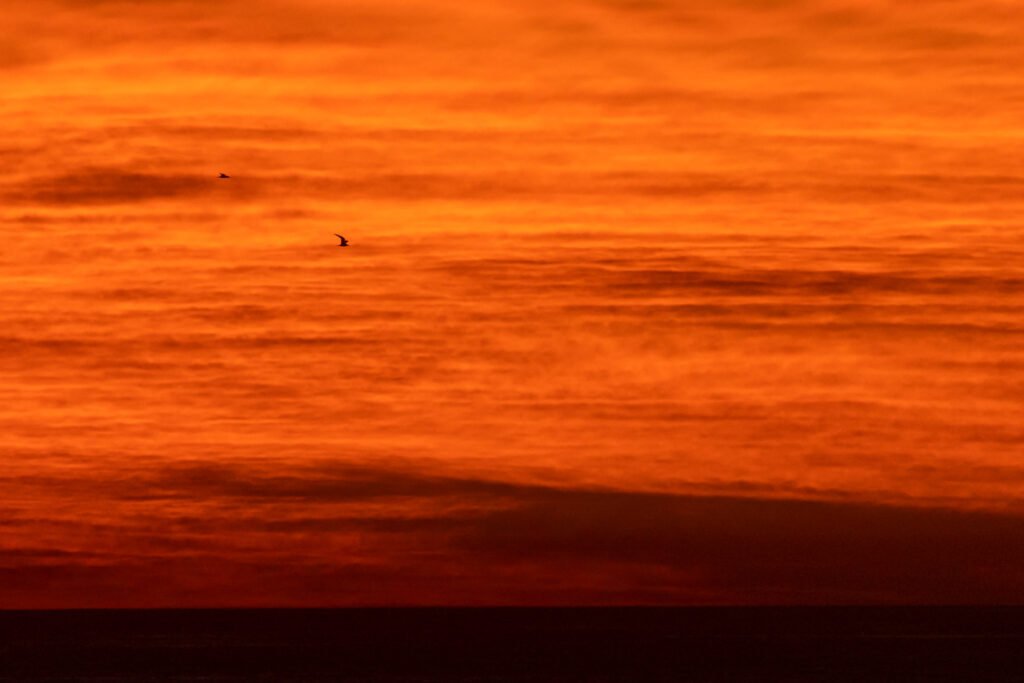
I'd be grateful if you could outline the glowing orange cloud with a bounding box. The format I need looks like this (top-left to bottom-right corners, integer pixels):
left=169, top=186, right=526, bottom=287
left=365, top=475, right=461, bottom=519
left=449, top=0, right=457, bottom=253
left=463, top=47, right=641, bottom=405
left=2, top=0, right=1023, bottom=607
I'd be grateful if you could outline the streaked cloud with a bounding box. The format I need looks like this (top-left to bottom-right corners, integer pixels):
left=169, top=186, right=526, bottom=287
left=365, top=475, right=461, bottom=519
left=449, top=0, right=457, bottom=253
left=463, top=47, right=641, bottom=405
left=4, top=460, right=1024, bottom=606
left=2, top=0, right=1023, bottom=606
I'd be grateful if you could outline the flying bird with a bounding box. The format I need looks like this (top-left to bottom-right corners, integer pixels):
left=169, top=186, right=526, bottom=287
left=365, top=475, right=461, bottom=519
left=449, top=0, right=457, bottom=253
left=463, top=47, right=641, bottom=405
left=334, top=234, right=349, bottom=247
left=218, top=173, right=230, bottom=179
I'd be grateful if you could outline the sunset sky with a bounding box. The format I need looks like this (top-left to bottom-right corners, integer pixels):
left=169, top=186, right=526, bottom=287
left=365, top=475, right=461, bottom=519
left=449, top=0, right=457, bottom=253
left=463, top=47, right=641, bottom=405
left=3, top=0, right=1024, bottom=607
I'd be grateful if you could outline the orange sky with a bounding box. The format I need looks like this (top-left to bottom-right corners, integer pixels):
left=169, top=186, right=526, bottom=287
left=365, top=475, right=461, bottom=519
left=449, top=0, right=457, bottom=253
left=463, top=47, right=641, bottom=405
left=2, top=0, right=1024, bottom=607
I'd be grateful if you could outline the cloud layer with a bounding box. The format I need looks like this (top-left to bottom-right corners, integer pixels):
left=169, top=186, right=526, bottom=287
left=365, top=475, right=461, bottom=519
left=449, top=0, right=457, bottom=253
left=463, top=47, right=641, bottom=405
left=5, top=459, right=1024, bottom=607
left=2, top=0, right=1024, bottom=605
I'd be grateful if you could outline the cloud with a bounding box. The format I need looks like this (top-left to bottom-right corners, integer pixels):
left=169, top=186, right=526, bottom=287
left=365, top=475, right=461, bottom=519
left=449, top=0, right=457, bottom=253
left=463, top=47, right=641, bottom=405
left=6, top=169, right=220, bottom=206
left=450, top=488, right=1024, bottom=603
left=127, top=460, right=557, bottom=503
left=4, top=0, right=1024, bottom=609
left=4, top=461, right=1024, bottom=606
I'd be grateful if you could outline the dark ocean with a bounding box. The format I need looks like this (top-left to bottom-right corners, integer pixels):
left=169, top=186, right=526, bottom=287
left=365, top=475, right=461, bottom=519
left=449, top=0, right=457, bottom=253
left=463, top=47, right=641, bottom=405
left=2, top=608, right=1024, bottom=682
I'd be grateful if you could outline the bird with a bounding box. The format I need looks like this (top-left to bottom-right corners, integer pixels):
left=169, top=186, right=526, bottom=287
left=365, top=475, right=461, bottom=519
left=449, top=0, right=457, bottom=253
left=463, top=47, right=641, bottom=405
left=334, top=234, right=349, bottom=247
left=218, top=173, right=230, bottom=179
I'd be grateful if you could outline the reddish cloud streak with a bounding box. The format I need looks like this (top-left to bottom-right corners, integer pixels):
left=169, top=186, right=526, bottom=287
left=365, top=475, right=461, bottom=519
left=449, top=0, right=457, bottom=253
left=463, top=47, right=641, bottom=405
left=2, top=0, right=1024, bottom=606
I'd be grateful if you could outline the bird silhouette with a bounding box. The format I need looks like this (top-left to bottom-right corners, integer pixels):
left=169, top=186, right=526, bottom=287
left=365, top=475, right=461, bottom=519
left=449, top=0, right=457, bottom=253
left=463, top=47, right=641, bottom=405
left=218, top=173, right=230, bottom=179
left=334, top=234, right=349, bottom=247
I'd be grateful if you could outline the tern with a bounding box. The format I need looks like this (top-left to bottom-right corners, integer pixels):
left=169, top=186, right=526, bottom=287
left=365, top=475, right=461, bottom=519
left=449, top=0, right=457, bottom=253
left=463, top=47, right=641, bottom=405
left=218, top=173, right=230, bottom=179
left=334, top=234, right=349, bottom=247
